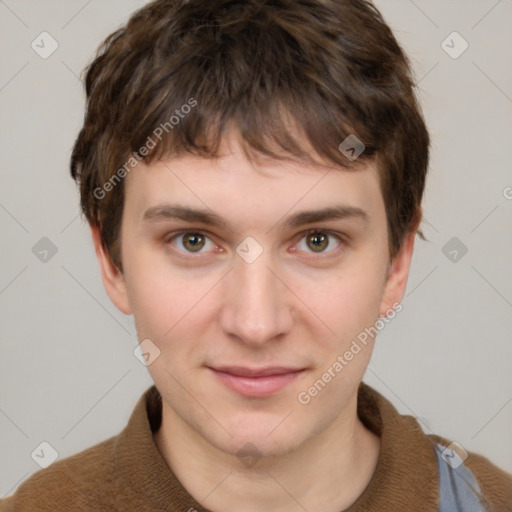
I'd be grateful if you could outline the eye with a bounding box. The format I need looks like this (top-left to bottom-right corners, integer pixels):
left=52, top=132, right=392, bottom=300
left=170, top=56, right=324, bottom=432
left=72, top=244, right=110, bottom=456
left=164, top=228, right=344, bottom=257
left=295, top=229, right=343, bottom=254
left=165, top=230, right=217, bottom=254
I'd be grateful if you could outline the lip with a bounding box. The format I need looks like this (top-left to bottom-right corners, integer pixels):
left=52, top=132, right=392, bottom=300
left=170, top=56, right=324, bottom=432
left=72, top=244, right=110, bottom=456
left=207, top=366, right=306, bottom=397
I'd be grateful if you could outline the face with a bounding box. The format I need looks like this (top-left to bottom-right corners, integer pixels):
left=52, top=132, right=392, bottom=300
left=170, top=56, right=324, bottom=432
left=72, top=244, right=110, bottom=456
left=92, top=135, right=416, bottom=459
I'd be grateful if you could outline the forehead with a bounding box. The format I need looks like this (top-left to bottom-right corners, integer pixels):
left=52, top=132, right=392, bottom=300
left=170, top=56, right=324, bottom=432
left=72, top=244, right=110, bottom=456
left=122, top=142, right=385, bottom=233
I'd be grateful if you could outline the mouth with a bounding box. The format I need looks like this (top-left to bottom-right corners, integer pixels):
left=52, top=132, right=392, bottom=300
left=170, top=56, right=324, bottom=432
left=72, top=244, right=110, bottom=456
left=206, top=365, right=306, bottom=397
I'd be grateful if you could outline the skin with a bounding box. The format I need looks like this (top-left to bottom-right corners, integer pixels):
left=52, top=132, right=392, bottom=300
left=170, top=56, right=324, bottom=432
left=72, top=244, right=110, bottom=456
left=91, top=133, right=419, bottom=512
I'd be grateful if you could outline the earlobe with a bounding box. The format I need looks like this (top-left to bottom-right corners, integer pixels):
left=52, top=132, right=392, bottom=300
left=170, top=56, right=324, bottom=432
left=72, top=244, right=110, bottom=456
left=89, top=225, right=132, bottom=315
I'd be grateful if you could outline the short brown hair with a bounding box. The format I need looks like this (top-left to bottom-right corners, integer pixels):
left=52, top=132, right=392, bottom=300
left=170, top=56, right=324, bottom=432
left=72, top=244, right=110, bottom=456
left=70, top=0, right=429, bottom=273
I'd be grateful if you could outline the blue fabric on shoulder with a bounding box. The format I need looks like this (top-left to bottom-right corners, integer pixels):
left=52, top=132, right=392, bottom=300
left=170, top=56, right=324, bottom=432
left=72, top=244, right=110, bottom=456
left=435, top=443, right=487, bottom=512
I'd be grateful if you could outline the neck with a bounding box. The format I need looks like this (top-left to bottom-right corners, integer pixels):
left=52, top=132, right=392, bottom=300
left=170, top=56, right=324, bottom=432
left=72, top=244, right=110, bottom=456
left=154, top=393, right=380, bottom=512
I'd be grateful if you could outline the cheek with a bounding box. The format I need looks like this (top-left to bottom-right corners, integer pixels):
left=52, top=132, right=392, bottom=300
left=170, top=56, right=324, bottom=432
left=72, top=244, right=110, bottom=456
left=125, top=267, right=169, bottom=339
left=311, top=260, right=385, bottom=345
left=122, top=245, right=177, bottom=341
left=124, top=248, right=220, bottom=360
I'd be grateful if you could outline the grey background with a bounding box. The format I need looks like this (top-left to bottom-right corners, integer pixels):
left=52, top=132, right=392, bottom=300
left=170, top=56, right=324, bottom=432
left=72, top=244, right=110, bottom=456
left=1, top=0, right=511, bottom=498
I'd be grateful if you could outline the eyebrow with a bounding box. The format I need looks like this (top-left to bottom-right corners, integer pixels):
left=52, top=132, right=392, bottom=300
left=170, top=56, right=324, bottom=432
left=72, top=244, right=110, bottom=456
left=141, top=204, right=369, bottom=231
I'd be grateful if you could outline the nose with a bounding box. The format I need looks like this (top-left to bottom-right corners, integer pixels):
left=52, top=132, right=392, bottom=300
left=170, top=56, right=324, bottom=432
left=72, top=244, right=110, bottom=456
left=219, top=247, right=294, bottom=347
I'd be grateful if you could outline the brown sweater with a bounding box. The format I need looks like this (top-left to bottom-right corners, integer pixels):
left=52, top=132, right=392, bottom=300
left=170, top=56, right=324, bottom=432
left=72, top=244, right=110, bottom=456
left=1, top=383, right=511, bottom=511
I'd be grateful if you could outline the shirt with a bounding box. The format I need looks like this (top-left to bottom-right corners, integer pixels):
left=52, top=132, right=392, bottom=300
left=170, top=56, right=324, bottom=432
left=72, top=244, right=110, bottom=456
left=1, top=382, right=511, bottom=511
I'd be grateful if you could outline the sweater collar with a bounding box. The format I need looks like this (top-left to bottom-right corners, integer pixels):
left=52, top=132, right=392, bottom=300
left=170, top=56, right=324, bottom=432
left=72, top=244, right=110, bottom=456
left=113, top=383, right=440, bottom=511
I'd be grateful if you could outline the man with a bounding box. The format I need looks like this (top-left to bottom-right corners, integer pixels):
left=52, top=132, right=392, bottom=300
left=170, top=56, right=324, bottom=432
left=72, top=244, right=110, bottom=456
left=2, top=0, right=511, bottom=511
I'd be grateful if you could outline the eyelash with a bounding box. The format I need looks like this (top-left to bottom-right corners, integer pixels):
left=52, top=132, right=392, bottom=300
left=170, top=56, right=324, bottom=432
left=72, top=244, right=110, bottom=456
left=164, top=228, right=346, bottom=257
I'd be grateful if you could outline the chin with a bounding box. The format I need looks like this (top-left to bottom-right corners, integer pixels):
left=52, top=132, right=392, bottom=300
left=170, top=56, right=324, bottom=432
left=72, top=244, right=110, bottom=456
left=218, top=436, right=301, bottom=464
left=217, top=416, right=307, bottom=460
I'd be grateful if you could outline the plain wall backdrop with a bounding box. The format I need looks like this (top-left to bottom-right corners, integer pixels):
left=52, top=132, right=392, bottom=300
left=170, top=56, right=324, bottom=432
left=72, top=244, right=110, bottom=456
left=1, top=0, right=511, bottom=498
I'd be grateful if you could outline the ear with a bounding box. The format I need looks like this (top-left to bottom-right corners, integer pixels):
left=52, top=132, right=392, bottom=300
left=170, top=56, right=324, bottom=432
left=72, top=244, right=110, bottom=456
left=379, top=209, right=421, bottom=316
left=90, top=224, right=132, bottom=315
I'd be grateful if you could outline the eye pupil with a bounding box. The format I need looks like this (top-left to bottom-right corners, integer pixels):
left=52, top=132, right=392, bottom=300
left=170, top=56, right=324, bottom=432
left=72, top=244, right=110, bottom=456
left=308, top=233, right=328, bottom=252
left=184, top=233, right=204, bottom=251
